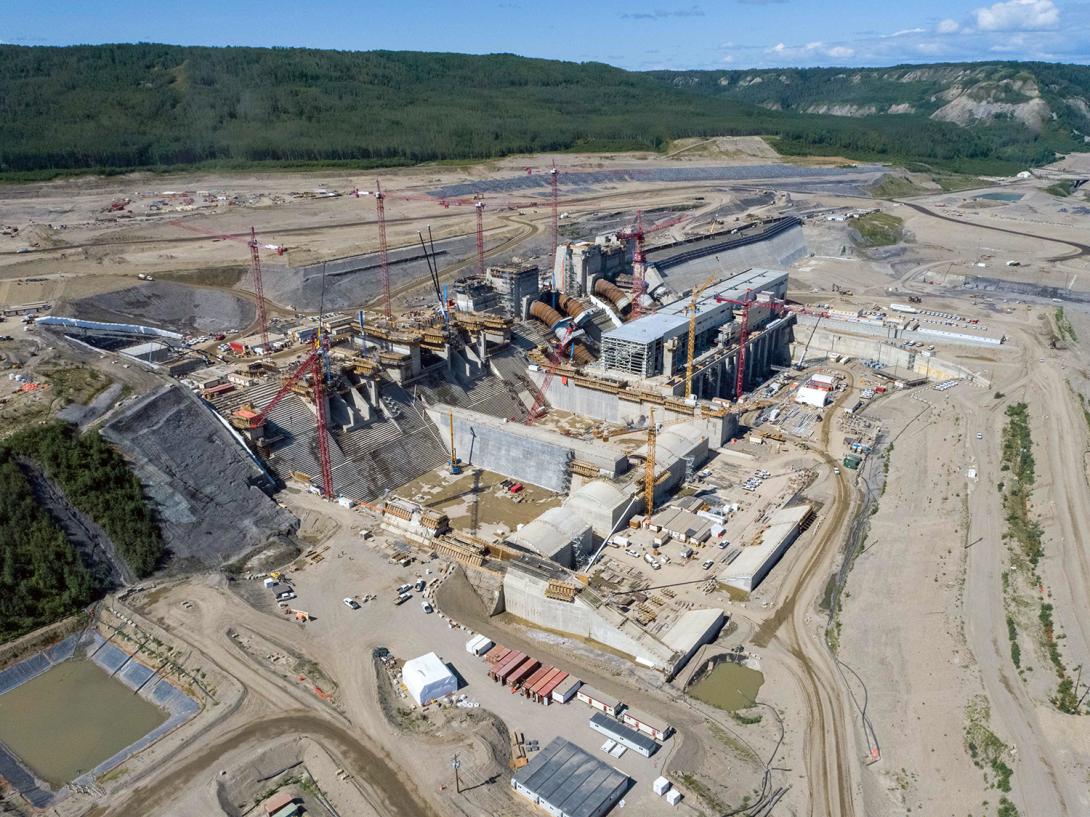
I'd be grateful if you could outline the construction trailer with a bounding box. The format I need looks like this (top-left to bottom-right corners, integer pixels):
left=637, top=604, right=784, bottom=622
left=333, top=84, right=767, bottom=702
left=551, top=676, right=583, bottom=704
left=588, top=712, right=659, bottom=758
left=576, top=685, right=624, bottom=717
left=620, top=707, right=673, bottom=742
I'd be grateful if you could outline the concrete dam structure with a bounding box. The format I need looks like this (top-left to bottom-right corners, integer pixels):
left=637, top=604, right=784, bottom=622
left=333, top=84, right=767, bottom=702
left=426, top=404, right=629, bottom=493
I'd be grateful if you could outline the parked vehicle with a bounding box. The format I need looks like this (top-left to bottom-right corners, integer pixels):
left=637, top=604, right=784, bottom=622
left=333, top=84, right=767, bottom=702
left=343, top=598, right=360, bottom=610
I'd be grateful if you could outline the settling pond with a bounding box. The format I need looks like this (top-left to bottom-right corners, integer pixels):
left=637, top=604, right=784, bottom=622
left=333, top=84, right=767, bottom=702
left=0, top=659, right=166, bottom=787
left=687, top=659, right=765, bottom=712
left=976, top=192, right=1024, bottom=202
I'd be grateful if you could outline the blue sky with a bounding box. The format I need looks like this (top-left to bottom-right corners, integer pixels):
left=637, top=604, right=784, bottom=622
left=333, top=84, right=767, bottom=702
left=4, top=0, right=1090, bottom=69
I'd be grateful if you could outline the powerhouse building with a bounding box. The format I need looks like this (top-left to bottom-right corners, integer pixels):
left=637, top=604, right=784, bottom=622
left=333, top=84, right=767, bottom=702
left=599, top=268, right=789, bottom=379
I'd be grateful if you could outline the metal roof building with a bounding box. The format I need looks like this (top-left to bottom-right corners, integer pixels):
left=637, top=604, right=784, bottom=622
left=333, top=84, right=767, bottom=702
left=511, top=737, right=630, bottom=817
left=588, top=712, right=660, bottom=757
left=599, top=267, right=789, bottom=378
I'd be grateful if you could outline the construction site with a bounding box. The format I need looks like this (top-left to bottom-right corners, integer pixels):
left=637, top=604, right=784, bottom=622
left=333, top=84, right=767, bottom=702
left=3, top=145, right=1090, bottom=817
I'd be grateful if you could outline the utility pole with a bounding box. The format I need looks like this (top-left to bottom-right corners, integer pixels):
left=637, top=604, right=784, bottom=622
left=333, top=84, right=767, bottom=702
left=452, top=753, right=461, bottom=794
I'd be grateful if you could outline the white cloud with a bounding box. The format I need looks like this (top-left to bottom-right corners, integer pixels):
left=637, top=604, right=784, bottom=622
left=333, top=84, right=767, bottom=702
left=937, top=18, right=961, bottom=34
left=765, top=40, right=855, bottom=61
left=974, top=0, right=1059, bottom=32
left=722, top=54, right=735, bottom=63
left=885, top=27, right=927, bottom=38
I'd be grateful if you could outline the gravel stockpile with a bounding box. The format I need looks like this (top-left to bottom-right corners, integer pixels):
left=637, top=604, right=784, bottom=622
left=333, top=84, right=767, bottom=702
left=101, top=385, right=297, bottom=570
left=261, top=234, right=479, bottom=313
left=70, top=281, right=255, bottom=334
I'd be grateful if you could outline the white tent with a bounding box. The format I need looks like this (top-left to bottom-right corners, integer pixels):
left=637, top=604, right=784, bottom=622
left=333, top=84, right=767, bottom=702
left=403, top=652, right=457, bottom=706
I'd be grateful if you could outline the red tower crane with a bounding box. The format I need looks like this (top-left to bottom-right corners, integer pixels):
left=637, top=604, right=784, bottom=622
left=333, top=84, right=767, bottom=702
left=617, top=210, right=691, bottom=320
left=474, top=197, right=486, bottom=277
left=248, top=227, right=271, bottom=355
left=549, top=163, right=559, bottom=263
left=525, top=324, right=576, bottom=425
left=233, top=349, right=334, bottom=499
left=356, top=183, right=534, bottom=314
left=713, top=289, right=755, bottom=400
left=524, top=162, right=561, bottom=268
left=170, top=219, right=285, bottom=355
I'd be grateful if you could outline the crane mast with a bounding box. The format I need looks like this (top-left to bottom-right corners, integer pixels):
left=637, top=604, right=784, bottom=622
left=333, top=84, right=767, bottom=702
left=644, top=409, right=656, bottom=518
left=475, top=198, right=486, bottom=278
left=373, top=181, right=392, bottom=318
left=684, top=275, right=718, bottom=399
left=248, top=227, right=271, bottom=355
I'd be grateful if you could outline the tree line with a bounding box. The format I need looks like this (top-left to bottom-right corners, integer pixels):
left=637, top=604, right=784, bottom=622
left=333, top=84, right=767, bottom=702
left=1, top=45, right=1084, bottom=177
left=0, top=423, right=164, bottom=641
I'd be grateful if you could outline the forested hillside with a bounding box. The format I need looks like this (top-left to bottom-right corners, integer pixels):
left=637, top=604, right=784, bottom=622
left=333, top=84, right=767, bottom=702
left=1, top=45, right=1087, bottom=176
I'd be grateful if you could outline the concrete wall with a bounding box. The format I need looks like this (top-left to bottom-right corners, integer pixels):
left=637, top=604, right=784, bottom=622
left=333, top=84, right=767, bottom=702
left=502, top=567, right=676, bottom=670
left=531, top=378, right=738, bottom=446
left=426, top=404, right=626, bottom=493
left=652, top=224, right=807, bottom=293
left=430, top=408, right=571, bottom=492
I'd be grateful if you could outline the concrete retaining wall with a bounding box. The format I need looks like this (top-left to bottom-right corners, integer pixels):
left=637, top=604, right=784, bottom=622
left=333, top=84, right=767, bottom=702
left=427, top=404, right=626, bottom=493
left=502, top=568, right=675, bottom=671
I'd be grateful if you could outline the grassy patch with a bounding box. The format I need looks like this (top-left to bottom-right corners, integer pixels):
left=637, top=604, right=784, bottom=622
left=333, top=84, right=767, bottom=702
left=729, top=708, right=763, bottom=725
left=867, top=174, right=926, bottom=198
left=676, top=772, right=729, bottom=814
left=851, top=212, right=904, bottom=248
left=1045, top=180, right=1075, bottom=197
left=1006, top=613, right=1021, bottom=668
left=42, top=365, right=110, bottom=405
left=1079, top=393, right=1090, bottom=434
left=1054, top=307, right=1077, bottom=343
left=965, top=696, right=1015, bottom=793
left=705, top=719, right=761, bottom=765
left=999, top=403, right=1083, bottom=713
left=933, top=173, right=988, bottom=192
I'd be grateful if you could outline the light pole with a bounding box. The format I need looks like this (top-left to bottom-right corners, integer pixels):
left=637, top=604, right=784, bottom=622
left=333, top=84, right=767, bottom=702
left=452, top=753, right=461, bottom=794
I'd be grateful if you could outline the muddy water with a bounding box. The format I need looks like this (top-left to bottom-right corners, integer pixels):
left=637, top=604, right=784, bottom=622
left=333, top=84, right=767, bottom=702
left=0, top=660, right=166, bottom=787
left=687, top=660, right=765, bottom=712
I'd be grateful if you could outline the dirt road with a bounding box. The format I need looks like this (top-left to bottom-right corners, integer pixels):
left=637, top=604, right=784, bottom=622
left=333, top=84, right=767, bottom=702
left=752, top=372, right=863, bottom=817
left=108, top=713, right=435, bottom=817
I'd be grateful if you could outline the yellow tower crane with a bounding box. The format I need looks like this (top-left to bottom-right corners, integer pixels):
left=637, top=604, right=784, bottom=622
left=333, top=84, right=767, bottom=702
left=448, top=411, right=462, bottom=475
left=685, top=274, right=719, bottom=400
left=644, top=408, right=656, bottom=517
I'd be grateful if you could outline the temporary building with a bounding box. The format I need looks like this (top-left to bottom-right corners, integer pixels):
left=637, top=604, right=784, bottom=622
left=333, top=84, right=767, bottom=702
left=552, top=676, right=583, bottom=704
left=587, top=712, right=659, bottom=758
left=621, top=707, right=673, bottom=742
left=402, top=652, right=457, bottom=706
left=511, top=737, right=629, bottom=817
left=576, top=684, right=623, bottom=717
left=465, top=634, right=494, bottom=655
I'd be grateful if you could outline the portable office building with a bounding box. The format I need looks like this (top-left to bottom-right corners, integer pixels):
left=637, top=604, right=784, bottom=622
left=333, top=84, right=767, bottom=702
left=577, top=685, right=624, bottom=717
